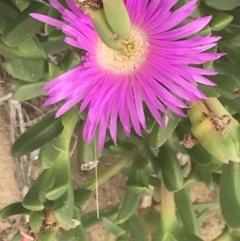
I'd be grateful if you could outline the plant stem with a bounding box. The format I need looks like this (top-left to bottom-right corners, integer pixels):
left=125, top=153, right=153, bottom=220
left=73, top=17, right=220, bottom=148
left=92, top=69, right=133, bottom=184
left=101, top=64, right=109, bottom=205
left=205, top=98, right=231, bottom=116
left=160, top=182, right=176, bottom=230
left=81, top=147, right=142, bottom=190
left=205, top=97, right=238, bottom=126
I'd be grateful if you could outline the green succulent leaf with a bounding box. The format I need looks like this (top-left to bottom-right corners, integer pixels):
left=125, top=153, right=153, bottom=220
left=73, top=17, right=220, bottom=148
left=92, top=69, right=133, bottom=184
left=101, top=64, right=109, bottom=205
left=52, top=185, right=74, bottom=225
left=174, top=188, right=199, bottom=235
left=192, top=163, right=214, bottom=189
left=82, top=205, right=119, bottom=228
left=77, top=123, right=99, bottom=165
left=116, top=190, right=141, bottom=224
left=127, top=215, right=149, bottom=241
left=0, top=0, right=20, bottom=21
left=0, top=37, right=25, bottom=58
left=148, top=115, right=180, bottom=150
left=12, top=112, right=63, bottom=156
left=2, top=2, right=49, bottom=47
left=38, top=228, right=59, bottom=241
left=13, top=81, right=45, bottom=101
left=102, top=217, right=126, bottom=236
left=23, top=167, right=55, bottom=211
left=199, top=5, right=233, bottom=31
left=74, top=188, right=92, bottom=211
left=0, top=202, right=30, bottom=221
left=17, top=37, right=47, bottom=58
left=158, top=144, right=184, bottom=191
left=45, top=7, right=61, bottom=35
left=40, top=31, right=69, bottom=55
left=220, top=162, right=240, bottom=228
left=60, top=50, right=82, bottom=72
left=202, top=0, right=240, bottom=11
left=3, top=57, right=46, bottom=82
left=72, top=208, right=87, bottom=241
left=38, top=140, right=63, bottom=169
left=45, top=153, right=70, bottom=200
left=29, top=211, right=44, bottom=231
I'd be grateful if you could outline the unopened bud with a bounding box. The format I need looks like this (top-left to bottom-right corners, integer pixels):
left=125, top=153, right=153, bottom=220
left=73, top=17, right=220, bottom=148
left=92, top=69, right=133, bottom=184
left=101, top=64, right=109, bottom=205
left=191, top=117, right=240, bottom=163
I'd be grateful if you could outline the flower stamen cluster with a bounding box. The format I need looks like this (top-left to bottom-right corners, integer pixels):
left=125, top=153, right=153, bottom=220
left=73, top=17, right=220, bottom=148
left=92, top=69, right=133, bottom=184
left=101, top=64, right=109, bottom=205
left=98, top=28, right=149, bottom=73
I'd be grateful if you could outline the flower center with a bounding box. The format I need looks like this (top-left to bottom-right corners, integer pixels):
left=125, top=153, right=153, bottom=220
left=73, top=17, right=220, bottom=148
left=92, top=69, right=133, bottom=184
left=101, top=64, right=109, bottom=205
left=97, top=28, right=149, bottom=74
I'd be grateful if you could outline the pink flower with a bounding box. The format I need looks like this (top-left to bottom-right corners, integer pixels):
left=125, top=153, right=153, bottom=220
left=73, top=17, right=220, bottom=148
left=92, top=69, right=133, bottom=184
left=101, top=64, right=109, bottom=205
left=31, top=0, right=223, bottom=151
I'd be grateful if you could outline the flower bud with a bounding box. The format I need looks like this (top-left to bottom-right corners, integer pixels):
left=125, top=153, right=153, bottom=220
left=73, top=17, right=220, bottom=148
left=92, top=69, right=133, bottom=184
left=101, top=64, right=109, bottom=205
left=191, top=117, right=240, bottom=163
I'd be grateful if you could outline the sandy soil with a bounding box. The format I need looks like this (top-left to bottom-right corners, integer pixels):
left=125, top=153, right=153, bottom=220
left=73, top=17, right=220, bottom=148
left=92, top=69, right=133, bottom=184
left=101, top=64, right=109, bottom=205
left=0, top=87, right=22, bottom=241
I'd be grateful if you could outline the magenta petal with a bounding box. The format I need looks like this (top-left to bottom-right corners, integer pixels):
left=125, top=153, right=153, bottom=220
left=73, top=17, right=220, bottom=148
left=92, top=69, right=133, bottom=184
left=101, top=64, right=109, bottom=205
left=34, top=0, right=223, bottom=152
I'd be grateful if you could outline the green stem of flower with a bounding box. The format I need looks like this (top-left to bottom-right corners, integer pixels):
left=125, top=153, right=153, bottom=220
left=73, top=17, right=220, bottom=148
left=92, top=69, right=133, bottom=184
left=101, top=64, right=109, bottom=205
left=81, top=147, right=142, bottom=190
left=205, top=97, right=238, bottom=126
left=205, top=98, right=231, bottom=116
left=161, top=182, right=176, bottom=230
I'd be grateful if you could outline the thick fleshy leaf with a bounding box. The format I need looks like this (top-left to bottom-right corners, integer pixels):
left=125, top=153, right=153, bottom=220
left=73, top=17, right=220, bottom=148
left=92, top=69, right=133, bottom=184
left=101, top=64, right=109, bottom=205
left=74, top=188, right=92, bottom=211
left=175, top=188, right=199, bottom=235
left=170, top=225, right=203, bottom=241
left=40, top=31, right=69, bottom=55
left=126, top=168, right=153, bottom=196
left=0, top=37, right=25, bottom=58
left=17, top=37, right=47, bottom=58
left=209, top=75, right=239, bottom=93
left=23, top=167, right=55, bottom=211
left=77, top=123, right=99, bottom=165
left=158, top=144, right=184, bottom=191
left=60, top=50, right=82, bottom=72
left=219, top=44, right=240, bottom=68
left=213, top=58, right=240, bottom=83
left=0, top=202, right=30, bottom=221
left=117, top=190, right=141, bottom=224
left=45, top=154, right=70, bottom=200
left=2, top=2, right=49, bottom=47
left=38, top=228, right=59, bottom=241
left=127, top=215, right=149, bottom=241
left=200, top=5, right=233, bottom=31
left=198, top=84, right=220, bottom=98
left=192, top=163, right=214, bottom=189
left=148, top=115, right=180, bottom=150
left=59, top=230, right=74, bottom=241
left=13, top=81, right=45, bottom=100
left=0, top=0, right=20, bottom=21
left=62, top=107, right=79, bottom=130
left=82, top=206, right=119, bottom=228
left=38, top=140, right=63, bottom=169
left=220, top=97, right=240, bottom=113
left=11, top=0, right=31, bottom=11
left=53, top=185, right=74, bottom=225
left=203, top=0, right=240, bottom=11
left=29, top=211, right=44, bottom=231
left=72, top=208, right=87, bottom=241
left=3, top=57, right=46, bottom=82
left=102, top=217, right=126, bottom=236
left=220, top=162, right=240, bottom=228
left=45, top=7, right=61, bottom=35
left=12, top=112, right=63, bottom=156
